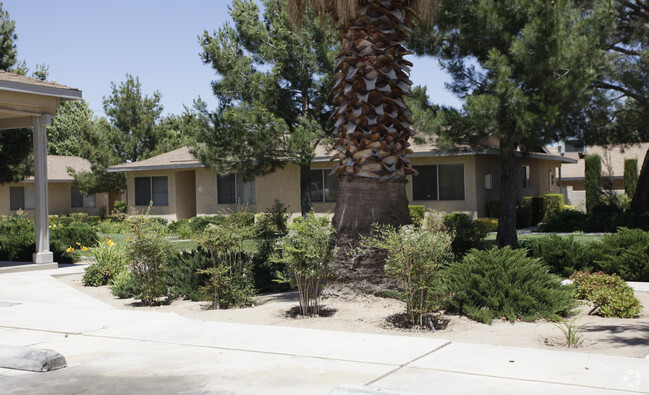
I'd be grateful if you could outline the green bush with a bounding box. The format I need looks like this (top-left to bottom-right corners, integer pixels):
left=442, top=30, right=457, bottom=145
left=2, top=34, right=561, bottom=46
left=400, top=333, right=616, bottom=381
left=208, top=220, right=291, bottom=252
left=197, top=222, right=255, bottom=309
left=277, top=213, right=335, bottom=316
left=531, top=196, right=545, bottom=225
left=50, top=222, right=99, bottom=263
left=489, top=199, right=500, bottom=218
left=542, top=194, right=564, bottom=223
left=82, top=239, right=129, bottom=286
left=475, top=217, right=498, bottom=233
left=128, top=216, right=174, bottom=306
left=539, top=209, right=587, bottom=232
left=228, top=211, right=255, bottom=228
left=110, top=270, right=139, bottom=299
left=570, top=271, right=642, bottom=318
left=366, top=225, right=454, bottom=327
left=516, top=198, right=533, bottom=228
left=113, top=200, right=127, bottom=214
left=585, top=154, right=603, bottom=213
left=446, top=247, right=576, bottom=324
left=408, top=205, right=426, bottom=228
left=522, top=235, right=592, bottom=277
left=253, top=201, right=291, bottom=292
left=443, top=213, right=488, bottom=256
left=595, top=228, right=649, bottom=281
left=0, top=215, right=35, bottom=261
left=166, top=248, right=212, bottom=301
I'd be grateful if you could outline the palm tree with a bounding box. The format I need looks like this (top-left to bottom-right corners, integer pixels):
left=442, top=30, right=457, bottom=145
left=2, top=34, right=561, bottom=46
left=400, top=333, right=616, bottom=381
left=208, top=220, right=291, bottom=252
left=288, top=0, right=438, bottom=233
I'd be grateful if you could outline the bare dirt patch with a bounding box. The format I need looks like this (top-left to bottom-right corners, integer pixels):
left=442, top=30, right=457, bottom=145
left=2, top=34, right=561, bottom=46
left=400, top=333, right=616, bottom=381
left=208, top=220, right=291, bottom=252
left=56, top=271, right=649, bottom=359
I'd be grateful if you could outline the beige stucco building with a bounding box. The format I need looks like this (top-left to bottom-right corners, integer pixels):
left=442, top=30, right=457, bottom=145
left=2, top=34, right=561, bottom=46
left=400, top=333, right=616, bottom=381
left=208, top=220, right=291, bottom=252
left=0, top=155, right=108, bottom=217
left=558, top=143, right=648, bottom=209
left=108, top=144, right=575, bottom=221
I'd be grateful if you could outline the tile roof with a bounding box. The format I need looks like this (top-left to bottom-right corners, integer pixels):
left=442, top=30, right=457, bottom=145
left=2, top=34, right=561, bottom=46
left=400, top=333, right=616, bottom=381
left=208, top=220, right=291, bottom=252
left=23, top=155, right=92, bottom=182
left=0, top=71, right=82, bottom=99
left=107, top=147, right=203, bottom=172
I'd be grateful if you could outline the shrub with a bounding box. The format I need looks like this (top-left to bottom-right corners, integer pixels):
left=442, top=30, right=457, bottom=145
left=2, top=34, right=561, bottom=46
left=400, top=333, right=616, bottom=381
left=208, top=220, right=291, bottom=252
left=595, top=228, right=649, bottom=281
left=110, top=270, right=139, bottom=299
left=446, top=247, right=576, bottom=324
left=128, top=216, right=174, bottom=306
left=277, top=213, right=335, bottom=316
left=475, top=217, right=498, bottom=233
left=585, top=154, right=603, bottom=212
left=366, top=225, right=454, bottom=327
left=531, top=196, right=545, bottom=225
left=197, top=222, right=255, bottom=309
left=516, top=198, right=533, bottom=228
left=253, top=201, right=291, bottom=292
left=165, top=248, right=212, bottom=301
left=624, top=158, right=638, bottom=199
left=489, top=199, right=500, bottom=218
left=82, top=239, right=129, bottom=286
left=570, top=271, right=643, bottom=318
left=542, top=194, right=564, bottom=223
left=50, top=222, right=99, bottom=263
left=227, top=211, right=255, bottom=228
left=408, top=205, right=426, bottom=228
left=0, top=215, right=35, bottom=261
left=113, top=200, right=127, bottom=214
left=443, top=213, right=488, bottom=256
left=539, top=209, right=587, bottom=232
left=522, top=235, right=591, bottom=277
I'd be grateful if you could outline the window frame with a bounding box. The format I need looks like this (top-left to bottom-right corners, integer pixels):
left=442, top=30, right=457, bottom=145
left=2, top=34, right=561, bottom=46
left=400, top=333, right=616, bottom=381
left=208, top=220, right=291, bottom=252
left=412, top=163, right=466, bottom=201
left=309, top=169, right=338, bottom=203
left=9, top=185, right=35, bottom=210
left=134, top=176, right=169, bottom=206
left=522, top=165, right=531, bottom=189
left=71, top=186, right=96, bottom=208
left=216, top=173, right=256, bottom=205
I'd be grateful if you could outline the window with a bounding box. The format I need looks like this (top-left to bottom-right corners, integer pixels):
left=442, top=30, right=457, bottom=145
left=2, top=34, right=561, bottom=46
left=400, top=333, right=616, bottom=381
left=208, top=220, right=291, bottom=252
left=522, top=165, right=531, bottom=189
left=71, top=186, right=96, bottom=208
left=217, top=173, right=256, bottom=204
left=412, top=164, right=465, bottom=201
left=310, top=169, right=339, bottom=203
left=134, top=176, right=168, bottom=206
left=9, top=185, right=35, bottom=210
left=485, top=173, right=493, bottom=190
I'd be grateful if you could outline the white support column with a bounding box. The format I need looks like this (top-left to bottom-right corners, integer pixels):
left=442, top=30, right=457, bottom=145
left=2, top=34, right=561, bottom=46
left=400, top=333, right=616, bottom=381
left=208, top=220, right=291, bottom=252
left=32, top=114, right=53, bottom=264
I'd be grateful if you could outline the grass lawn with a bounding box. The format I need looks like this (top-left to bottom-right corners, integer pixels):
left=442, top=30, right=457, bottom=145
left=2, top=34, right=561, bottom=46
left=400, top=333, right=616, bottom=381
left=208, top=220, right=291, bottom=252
left=483, top=232, right=604, bottom=245
left=97, top=233, right=258, bottom=253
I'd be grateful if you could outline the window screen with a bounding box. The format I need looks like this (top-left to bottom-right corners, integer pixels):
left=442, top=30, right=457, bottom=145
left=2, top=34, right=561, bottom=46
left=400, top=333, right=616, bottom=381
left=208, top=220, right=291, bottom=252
left=439, top=164, right=465, bottom=200
left=217, top=174, right=236, bottom=204
left=71, top=187, right=84, bottom=208
left=135, top=177, right=152, bottom=206
left=9, top=186, right=24, bottom=210
left=151, top=176, right=168, bottom=206
left=412, top=165, right=438, bottom=200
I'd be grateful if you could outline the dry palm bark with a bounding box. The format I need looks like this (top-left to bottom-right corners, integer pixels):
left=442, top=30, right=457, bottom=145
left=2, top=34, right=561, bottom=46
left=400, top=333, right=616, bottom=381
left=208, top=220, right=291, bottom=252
left=289, top=0, right=435, bottom=233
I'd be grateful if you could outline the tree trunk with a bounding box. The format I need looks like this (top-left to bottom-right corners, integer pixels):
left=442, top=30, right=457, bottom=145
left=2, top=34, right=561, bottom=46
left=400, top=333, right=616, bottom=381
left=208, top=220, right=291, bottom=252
left=630, top=148, right=649, bottom=213
left=299, top=164, right=313, bottom=216
left=333, top=175, right=410, bottom=234
left=496, top=147, right=518, bottom=248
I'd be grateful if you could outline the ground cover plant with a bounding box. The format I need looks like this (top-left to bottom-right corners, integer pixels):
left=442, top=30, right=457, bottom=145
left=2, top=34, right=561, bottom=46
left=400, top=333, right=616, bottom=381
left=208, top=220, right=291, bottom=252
left=571, top=271, right=643, bottom=318
left=363, top=224, right=454, bottom=327
left=445, top=247, right=576, bottom=324
left=83, top=239, right=129, bottom=286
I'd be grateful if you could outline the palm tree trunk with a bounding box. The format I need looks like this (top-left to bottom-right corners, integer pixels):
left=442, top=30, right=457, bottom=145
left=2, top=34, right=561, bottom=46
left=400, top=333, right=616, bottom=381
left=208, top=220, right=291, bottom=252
left=330, top=0, right=416, bottom=234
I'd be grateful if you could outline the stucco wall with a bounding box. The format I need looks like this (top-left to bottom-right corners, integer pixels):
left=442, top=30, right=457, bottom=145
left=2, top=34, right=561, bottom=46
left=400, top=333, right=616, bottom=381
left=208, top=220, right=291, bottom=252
left=0, top=181, right=108, bottom=217
left=195, top=165, right=301, bottom=216
left=175, top=170, right=196, bottom=219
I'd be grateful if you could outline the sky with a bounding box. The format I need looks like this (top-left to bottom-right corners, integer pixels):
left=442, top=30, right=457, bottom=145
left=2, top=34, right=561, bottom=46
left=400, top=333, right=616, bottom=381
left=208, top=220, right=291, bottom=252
left=3, top=0, right=462, bottom=118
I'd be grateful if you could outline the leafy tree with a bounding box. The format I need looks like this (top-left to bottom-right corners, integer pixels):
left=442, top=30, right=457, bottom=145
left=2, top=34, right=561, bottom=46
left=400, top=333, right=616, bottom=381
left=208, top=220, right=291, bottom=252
left=585, top=154, right=603, bottom=212
left=104, top=74, right=164, bottom=163
left=410, top=0, right=607, bottom=247
left=195, top=0, right=338, bottom=215
left=286, top=0, right=437, bottom=232
left=624, top=158, right=638, bottom=199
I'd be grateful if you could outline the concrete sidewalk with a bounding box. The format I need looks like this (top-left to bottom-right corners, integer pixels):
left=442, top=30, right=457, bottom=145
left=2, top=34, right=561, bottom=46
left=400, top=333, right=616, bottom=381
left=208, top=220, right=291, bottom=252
left=1, top=266, right=648, bottom=394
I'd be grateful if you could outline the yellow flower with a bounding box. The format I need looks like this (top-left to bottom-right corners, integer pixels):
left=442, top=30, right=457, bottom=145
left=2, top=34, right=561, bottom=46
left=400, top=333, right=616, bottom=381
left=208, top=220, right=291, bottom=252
left=48, top=225, right=51, bottom=229
left=66, top=246, right=74, bottom=253
left=188, top=219, right=192, bottom=223
left=75, top=242, right=81, bottom=246
left=125, top=238, right=130, bottom=242
left=82, top=246, right=88, bottom=251
left=107, top=240, right=115, bottom=246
